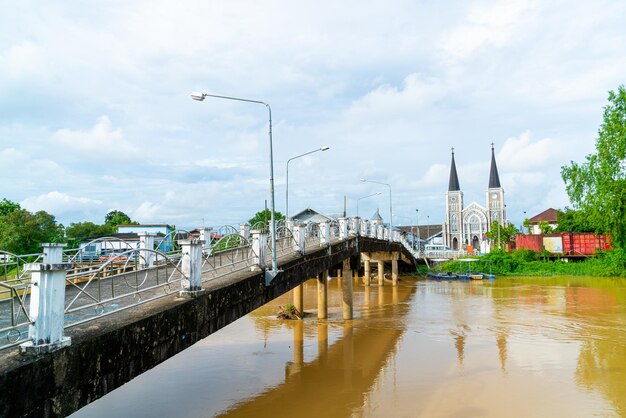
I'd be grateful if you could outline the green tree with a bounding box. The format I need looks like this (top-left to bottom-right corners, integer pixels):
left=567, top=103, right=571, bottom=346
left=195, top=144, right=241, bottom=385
left=248, top=209, right=285, bottom=228
left=0, top=198, right=20, bottom=217
left=555, top=208, right=595, bottom=233
left=485, top=220, right=519, bottom=249
left=561, top=85, right=626, bottom=249
left=66, top=221, right=111, bottom=244
left=522, top=218, right=531, bottom=234
left=0, top=209, right=64, bottom=254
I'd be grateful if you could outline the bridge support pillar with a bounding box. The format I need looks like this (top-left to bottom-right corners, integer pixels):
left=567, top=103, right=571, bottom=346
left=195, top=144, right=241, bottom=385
left=138, top=232, right=156, bottom=268
left=392, top=256, right=399, bottom=286
left=378, top=260, right=385, bottom=286
left=317, top=271, right=328, bottom=319
left=20, top=243, right=72, bottom=356
left=363, top=259, right=370, bottom=286
left=293, top=284, right=304, bottom=316
left=342, top=258, right=353, bottom=320
left=180, top=239, right=205, bottom=298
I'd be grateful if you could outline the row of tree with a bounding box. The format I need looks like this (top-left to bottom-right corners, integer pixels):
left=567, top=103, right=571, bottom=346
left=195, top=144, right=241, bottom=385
left=0, top=198, right=137, bottom=255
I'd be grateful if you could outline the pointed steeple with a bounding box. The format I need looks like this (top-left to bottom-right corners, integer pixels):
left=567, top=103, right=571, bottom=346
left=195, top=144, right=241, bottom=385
left=448, top=148, right=460, bottom=191
left=488, top=143, right=501, bottom=188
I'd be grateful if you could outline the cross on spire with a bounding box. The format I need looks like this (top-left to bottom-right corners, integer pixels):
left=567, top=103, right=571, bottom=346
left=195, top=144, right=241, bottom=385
left=451, top=147, right=455, bottom=154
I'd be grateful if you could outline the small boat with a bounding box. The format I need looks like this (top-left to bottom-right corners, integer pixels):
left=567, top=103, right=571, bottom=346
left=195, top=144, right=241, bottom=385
left=427, top=272, right=457, bottom=280
left=469, top=273, right=484, bottom=280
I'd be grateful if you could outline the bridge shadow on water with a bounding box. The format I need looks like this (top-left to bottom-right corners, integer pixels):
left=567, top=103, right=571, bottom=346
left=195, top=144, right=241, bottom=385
left=216, top=278, right=417, bottom=418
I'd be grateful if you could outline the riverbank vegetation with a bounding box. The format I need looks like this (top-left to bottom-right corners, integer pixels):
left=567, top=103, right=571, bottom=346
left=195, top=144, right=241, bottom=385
left=434, top=249, right=626, bottom=277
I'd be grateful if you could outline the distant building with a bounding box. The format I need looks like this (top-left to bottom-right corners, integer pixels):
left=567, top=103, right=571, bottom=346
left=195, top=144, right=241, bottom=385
left=290, top=207, right=334, bottom=224
left=527, top=208, right=560, bottom=234
left=443, top=145, right=507, bottom=253
left=117, top=224, right=174, bottom=251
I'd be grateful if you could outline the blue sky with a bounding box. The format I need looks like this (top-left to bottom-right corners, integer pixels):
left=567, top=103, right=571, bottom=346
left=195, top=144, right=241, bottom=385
left=1, top=0, right=625, bottom=229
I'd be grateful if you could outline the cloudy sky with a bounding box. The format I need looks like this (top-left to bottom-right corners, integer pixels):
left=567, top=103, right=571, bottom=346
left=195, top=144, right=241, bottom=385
left=1, top=0, right=625, bottom=229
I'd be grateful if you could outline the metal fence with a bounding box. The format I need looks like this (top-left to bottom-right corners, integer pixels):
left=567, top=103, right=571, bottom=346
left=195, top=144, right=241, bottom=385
left=0, top=220, right=408, bottom=351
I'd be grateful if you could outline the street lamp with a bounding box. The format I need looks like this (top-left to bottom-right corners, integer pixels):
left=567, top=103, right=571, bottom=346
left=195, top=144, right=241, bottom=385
left=414, top=209, right=419, bottom=250
left=191, top=91, right=279, bottom=281
left=356, top=192, right=381, bottom=218
left=360, top=178, right=392, bottom=241
left=286, top=146, right=330, bottom=219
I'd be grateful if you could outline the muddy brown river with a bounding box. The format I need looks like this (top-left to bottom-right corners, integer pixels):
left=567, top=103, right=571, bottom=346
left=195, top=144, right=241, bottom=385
left=70, top=276, right=626, bottom=417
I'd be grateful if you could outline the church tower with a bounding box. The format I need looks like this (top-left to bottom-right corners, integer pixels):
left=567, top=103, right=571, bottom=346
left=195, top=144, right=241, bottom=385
left=486, top=144, right=506, bottom=227
left=445, top=149, right=463, bottom=250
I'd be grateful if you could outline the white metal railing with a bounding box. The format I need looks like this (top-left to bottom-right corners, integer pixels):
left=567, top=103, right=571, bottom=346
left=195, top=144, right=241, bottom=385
left=0, top=220, right=414, bottom=352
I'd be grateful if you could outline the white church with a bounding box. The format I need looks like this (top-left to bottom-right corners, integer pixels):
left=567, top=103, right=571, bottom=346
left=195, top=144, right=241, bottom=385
left=442, top=145, right=507, bottom=253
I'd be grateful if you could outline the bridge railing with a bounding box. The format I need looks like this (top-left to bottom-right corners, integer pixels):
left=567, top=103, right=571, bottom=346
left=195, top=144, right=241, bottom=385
left=1, top=219, right=415, bottom=352
left=201, top=234, right=257, bottom=281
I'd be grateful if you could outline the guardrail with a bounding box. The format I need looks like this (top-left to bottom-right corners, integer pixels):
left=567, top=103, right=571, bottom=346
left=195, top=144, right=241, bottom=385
left=1, top=218, right=409, bottom=352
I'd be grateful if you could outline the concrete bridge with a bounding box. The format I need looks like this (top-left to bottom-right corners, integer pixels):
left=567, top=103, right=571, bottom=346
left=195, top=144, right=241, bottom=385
left=0, top=217, right=419, bottom=418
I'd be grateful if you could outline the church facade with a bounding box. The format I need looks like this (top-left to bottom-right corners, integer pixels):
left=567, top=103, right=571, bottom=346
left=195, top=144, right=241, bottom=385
left=443, top=146, right=507, bottom=253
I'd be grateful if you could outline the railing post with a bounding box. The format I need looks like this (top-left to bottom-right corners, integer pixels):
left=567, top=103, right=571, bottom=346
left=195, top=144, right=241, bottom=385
left=377, top=224, right=384, bottom=240
left=239, top=223, right=250, bottom=241
left=369, top=222, right=376, bottom=238
left=20, top=243, right=72, bottom=356
left=251, top=230, right=267, bottom=269
left=179, top=239, right=205, bottom=297
left=199, top=227, right=213, bottom=254
left=319, top=221, right=330, bottom=247
left=285, top=219, right=294, bottom=233
left=360, top=219, right=369, bottom=236
left=349, top=217, right=359, bottom=236
left=293, top=223, right=306, bottom=254
left=339, top=218, right=348, bottom=240
left=138, top=232, right=156, bottom=268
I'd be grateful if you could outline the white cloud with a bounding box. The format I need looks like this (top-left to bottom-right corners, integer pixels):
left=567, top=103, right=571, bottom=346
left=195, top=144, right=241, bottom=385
left=0, top=41, right=45, bottom=79
left=441, top=0, right=538, bottom=59
left=21, top=191, right=103, bottom=216
left=52, top=116, right=138, bottom=157
left=498, top=131, right=563, bottom=171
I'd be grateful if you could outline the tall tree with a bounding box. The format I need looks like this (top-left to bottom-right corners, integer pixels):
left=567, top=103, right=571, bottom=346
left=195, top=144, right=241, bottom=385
left=561, top=85, right=626, bottom=249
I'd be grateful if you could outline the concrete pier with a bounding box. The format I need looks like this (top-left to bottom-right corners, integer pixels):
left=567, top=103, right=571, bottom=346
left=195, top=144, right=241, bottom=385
left=317, top=271, right=328, bottom=320
left=294, top=284, right=304, bottom=315
left=342, top=258, right=353, bottom=320
left=378, top=261, right=385, bottom=286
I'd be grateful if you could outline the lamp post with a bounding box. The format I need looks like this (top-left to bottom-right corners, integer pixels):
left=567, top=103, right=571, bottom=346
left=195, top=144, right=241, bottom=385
left=191, top=91, right=279, bottom=280
left=356, top=192, right=381, bottom=218
left=286, top=146, right=330, bottom=219
left=360, top=178, right=392, bottom=241
left=427, top=215, right=430, bottom=246
left=415, top=209, right=419, bottom=250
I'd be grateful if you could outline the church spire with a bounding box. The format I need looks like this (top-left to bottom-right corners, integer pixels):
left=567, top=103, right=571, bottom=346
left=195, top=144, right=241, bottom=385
left=488, top=143, right=501, bottom=188
left=448, top=148, right=460, bottom=191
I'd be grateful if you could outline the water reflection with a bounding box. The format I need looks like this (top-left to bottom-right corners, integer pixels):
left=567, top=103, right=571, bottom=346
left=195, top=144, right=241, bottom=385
left=217, top=281, right=415, bottom=418
left=69, top=276, right=626, bottom=418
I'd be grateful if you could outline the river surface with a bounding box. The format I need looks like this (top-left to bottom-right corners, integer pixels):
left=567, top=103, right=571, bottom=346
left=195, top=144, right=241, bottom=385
left=70, top=276, right=626, bottom=417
